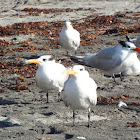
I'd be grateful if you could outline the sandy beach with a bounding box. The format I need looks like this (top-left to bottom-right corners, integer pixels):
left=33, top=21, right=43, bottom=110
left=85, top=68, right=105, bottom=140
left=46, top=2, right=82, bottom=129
left=0, top=0, right=140, bottom=140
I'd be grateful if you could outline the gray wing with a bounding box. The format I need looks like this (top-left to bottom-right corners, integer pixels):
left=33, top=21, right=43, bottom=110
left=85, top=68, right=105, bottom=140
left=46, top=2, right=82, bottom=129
left=83, top=47, right=122, bottom=71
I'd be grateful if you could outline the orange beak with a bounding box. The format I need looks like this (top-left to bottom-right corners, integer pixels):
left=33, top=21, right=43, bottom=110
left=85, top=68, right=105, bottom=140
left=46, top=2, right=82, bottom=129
left=66, top=69, right=78, bottom=75
left=132, top=47, right=140, bottom=52
left=65, top=24, right=69, bottom=28
left=25, top=59, right=40, bottom=64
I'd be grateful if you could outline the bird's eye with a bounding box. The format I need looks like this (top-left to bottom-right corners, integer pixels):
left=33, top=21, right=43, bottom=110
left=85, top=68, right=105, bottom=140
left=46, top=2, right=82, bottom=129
left=128, top=46, right=130, bottom=48
left=80, top=68, right=83, bottom=71
left=43, top=59, right=46, bottom=61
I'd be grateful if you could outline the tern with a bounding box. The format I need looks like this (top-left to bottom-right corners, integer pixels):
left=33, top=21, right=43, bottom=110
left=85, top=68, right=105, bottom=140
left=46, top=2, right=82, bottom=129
left=26, top=55, right=68, bottom=103
left=59, top=21, right=80, bottom=55
left=63, top=65, right=97, bottom=127
left=70, top=41, right=140, bottom=81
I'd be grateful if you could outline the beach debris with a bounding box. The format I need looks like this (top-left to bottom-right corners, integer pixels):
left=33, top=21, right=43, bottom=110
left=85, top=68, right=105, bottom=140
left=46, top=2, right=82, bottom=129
left=97, top=96, right=113, bottom=105
left=111, top=96, right=118, bottom=100
left=0, top=116, right=20, bottom=126
left=120, top=95, right=127, bottom=99
left=17, top=77, right=26, bottom=82
left=118, top=101, right=127, bottom=107
left=38, top=137, right=51, bottom=140
left=7, top=84, right=28, bottom=91
left=131, top=101, right=137, bottom=104
left=77, top=136, right=86, bottom=139
left=127, top=122, right=140, bottom=128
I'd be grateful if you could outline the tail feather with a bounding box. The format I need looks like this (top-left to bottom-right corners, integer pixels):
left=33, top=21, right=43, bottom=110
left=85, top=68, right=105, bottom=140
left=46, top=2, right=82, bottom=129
left=70, top=56, right=86, bottom=65
left=69, top=55, right=93, bottom=68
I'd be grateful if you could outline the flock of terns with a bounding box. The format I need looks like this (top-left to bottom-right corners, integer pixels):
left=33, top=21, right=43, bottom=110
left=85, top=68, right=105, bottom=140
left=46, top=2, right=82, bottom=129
left=26, top=21, right=140, bottom=127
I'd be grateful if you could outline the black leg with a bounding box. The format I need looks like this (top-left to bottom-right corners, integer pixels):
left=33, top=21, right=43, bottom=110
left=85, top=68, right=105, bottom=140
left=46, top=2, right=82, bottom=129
left=88, top=108, right=91, bottom=128
left=58, top=92, right=62, bottom=102
left=40, top=94, right=43, bottom=100
left=73, top=110, right=75, bottom=126
left=58, top=92, right=60, bottom=102
left=119, top=73, right=123, bottom=81
left=46, top=91, right=48, bottom=103
left=112, top=74, right=116, bottom=82
left=66, top=51, right=69, bottom=56
left=75, top=50, right=77, bottom=55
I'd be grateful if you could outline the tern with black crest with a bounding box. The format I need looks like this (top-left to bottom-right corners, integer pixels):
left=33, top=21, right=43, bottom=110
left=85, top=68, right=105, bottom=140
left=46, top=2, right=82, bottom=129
left=70, top=41, right=140, bottom=81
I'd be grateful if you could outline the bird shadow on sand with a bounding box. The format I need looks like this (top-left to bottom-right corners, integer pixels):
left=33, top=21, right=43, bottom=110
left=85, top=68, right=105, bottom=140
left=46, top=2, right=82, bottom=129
left=0, top=97, right=31, bottom=105
left=47, top=126, right=63, bottom=134
left=0, top=97, right=18, bottom=105
left=42, top=112, right=54, bottom=116
left=0, top=118, right=20, bottom=128
left=65, top=134, right=74, bottom=139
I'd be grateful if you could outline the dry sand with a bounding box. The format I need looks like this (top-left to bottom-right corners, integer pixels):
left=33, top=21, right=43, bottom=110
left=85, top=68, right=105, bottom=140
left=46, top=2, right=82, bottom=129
left=0, top=0, right=140, bottom=140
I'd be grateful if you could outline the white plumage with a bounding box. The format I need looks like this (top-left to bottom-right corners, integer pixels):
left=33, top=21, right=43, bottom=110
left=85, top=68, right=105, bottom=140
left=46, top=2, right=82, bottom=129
left=122, top=36, right=140, bottom=76
left=70, top=41, right=140, bottom=80
left=26, top=55, right=68, bottom=103
left=59, top=21, right=80, bottom=54
left=63, top=65, right=97, bottom=127
left=121, top=55, right=140, bottom=76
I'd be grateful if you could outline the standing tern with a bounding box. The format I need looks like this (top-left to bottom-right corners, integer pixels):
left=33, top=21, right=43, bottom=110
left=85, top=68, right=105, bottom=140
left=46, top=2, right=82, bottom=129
left=59, top=21, right=80, bottom=55
left=70, top=41, right=140, bottom=80
left=26, top=55, right=68, bottom=103
left=63, top=65, right=97, bottom=127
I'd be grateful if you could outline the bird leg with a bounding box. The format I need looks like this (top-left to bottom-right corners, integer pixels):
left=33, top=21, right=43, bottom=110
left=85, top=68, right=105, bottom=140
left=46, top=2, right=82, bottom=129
left=88, top=108, right=91, bottom=128
left=66, top=51, right=69, bottom=56
left=75, top=50, right=77, bottom=55
left=119, top=73, right=123, bottom=81
left=112, top=74, right=116, bottom=82
left=73, top=110, right=76, bottom=126
left=58, top=92, right=62, bottom=102
left=40, top=94, right=43, bottom=100
left=46, top=91, right=49, bottom=103
left=58, top=92, right=60, bottom=102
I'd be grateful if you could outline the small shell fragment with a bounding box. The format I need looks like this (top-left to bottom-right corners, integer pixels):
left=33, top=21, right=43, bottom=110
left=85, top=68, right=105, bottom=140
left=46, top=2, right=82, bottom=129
left=118, top=101, right=127, bottom=107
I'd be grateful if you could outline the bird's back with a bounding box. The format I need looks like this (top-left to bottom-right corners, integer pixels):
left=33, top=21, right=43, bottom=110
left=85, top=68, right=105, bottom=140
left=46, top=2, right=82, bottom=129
left=36, top=62, right=68, bottom=92
left=84, top=46, right=122, bottom=72
left=59, top=28, right=80, bottom=50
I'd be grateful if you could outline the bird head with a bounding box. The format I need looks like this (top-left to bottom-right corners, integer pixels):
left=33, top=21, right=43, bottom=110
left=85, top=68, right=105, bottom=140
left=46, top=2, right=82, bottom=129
left=63, top=21, right=73, bottom=29
left=66, top=65, right=88, bottom=78
left=119, top=41, right=140, bottom=52
left=25, top=55, right=55, bottom=65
